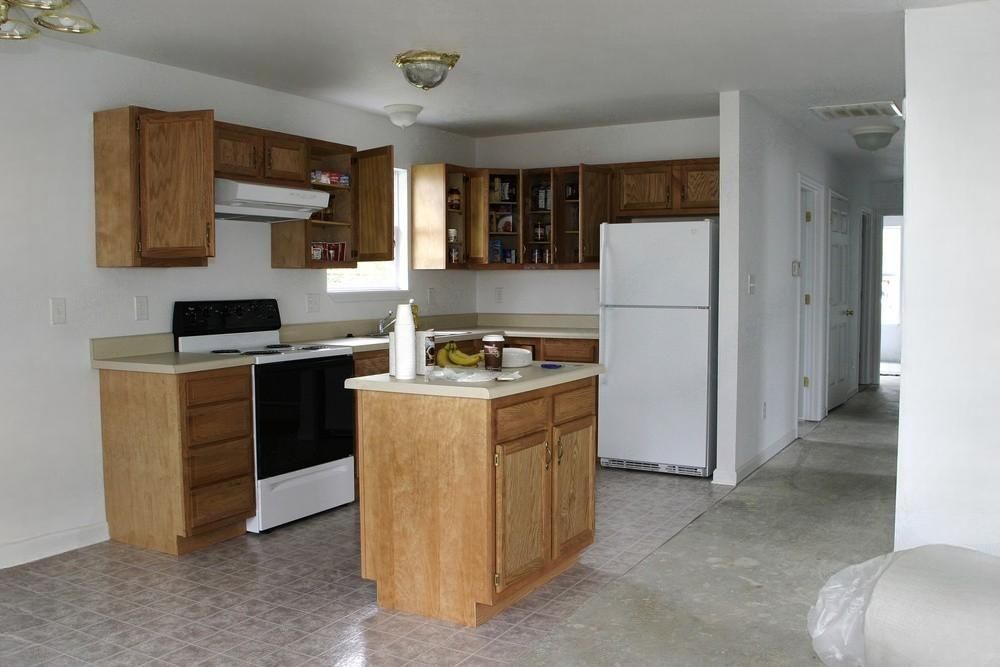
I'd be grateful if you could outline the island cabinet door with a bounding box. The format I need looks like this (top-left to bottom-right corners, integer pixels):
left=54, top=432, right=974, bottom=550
left=495, top=430, right=551, bottom=593
left=552, top=416, right=596, bottom=559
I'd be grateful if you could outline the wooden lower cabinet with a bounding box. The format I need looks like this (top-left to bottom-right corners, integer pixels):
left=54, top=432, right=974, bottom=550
left=357, top=377, right=597, bottom=625
left=495, top=431, right=551, bottom=593
left=496, top=336, right=598, bottom=364
left=352, top=349, right=390, bottom=376
left=99, top=366, right=255, bottom=555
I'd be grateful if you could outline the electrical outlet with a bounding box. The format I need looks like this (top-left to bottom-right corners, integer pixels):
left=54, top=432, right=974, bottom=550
left=494, top=287, right=504, bottom=304
left=134, top=296, right=149, bottom=321
left=762, top=401, right=767, bottom=420
left=49, top=297, right=67, bottom=325
left=306, top=293, right=322, bottom=314
left=427, top=287, right=437, bottom=306
left=791, top=260, right=801, bottom=277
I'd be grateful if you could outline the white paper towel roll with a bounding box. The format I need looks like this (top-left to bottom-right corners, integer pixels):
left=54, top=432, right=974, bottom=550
left=864, top=545, right=1000, bottom=666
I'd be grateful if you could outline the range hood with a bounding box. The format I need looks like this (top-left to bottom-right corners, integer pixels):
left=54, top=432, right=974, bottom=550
left=214, top=179, right=329, bottom=223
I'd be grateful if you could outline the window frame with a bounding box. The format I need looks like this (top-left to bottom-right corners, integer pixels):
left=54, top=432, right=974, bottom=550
left=327, top=168, right=410, bottom=302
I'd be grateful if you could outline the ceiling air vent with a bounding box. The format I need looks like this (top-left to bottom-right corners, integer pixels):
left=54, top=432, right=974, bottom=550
left=810, top=101, right=903, bottom=121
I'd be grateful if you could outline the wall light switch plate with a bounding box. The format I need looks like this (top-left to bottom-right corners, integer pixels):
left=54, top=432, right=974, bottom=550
left=494, top=287, right=504, bottom=304
left=306, top=293, right=322, bottom=314
left=134, top=296, right=149, bottom=321
left=791, top=260, right=801, bottom=277
left=49, top=297, right=67, bottom=325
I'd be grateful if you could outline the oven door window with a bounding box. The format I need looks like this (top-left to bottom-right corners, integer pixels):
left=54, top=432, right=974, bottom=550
left=253, top=356, right=355, bottom=479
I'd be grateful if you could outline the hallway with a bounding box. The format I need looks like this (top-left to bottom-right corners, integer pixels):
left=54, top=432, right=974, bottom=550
left=525, top=378, right=900, bottom=666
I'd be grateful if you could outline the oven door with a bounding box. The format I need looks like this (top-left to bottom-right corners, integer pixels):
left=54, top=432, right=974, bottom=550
left=253, top=355, right=355, bottom=480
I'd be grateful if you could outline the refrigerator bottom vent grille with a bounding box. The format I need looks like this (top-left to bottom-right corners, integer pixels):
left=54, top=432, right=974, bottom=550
left=600, top=458, right=706, bottom=477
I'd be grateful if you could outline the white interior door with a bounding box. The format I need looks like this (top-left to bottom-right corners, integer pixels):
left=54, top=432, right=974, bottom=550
left=598, top=306, right=710, bottom=468
left=827, top=194, right=860, bottom=409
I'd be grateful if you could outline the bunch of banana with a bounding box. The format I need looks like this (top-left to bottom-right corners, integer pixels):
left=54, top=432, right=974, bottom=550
left=436, top=341, right=484, bottom=367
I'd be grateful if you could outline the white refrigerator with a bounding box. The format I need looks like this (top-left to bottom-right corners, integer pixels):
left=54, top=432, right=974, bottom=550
left=598, top=219, right=718, bottom=477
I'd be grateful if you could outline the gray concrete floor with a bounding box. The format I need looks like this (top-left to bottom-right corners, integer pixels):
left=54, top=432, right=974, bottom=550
left=524, top=378, right=899, bottom=666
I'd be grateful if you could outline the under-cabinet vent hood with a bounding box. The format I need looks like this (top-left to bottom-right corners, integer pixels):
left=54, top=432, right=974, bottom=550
left=214, top=179, right=329, bottom=223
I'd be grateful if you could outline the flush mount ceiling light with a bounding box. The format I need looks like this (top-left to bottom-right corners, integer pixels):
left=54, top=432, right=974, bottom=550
left=850, top=124, right=900, bottom=151
left=384, top=104, right=423, bottom=129
left=393, top=50, right=460, bottom=90
left=0, top=0, right=99, bottom=40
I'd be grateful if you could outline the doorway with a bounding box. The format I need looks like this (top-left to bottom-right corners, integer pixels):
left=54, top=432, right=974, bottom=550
left=798, top=176, right=826, bottom=423
left=880, top=216, right=904, bottom=376
left=827, top=191, right=860, bottom=411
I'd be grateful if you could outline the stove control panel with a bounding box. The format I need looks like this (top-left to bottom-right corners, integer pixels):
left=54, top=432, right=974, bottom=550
left=173, top=299, right=282, bottom=342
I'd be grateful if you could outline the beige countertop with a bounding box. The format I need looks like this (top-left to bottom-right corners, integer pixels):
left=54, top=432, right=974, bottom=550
left=91, top=352, right=255, bottom=375
left=302, top=327, right=599, bottom=352
left=90, top=328, right=599, bottom=374
left=345, top=362, right=604, bottom=400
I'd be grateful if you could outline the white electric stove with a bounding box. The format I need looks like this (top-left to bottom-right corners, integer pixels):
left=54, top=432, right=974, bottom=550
left=174, top=299, right=356, bottom=533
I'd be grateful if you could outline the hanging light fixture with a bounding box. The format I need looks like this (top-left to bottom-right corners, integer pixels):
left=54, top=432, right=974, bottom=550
left=0, top=1, right=39, bottom=39
left=0, top=0, right=99, bottom=40
left=849, top=125, right=900, bottom=152
left=393, top=50, right=460, bottom=90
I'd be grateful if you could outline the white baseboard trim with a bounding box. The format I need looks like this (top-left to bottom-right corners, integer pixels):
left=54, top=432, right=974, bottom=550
left=734, top=428, right=798, bottom=482
left=0, top=522, right=109, bottom=569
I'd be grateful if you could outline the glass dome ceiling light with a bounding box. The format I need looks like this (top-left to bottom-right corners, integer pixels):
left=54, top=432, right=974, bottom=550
left=34, top=0, right=99, bottom=34
left=393, top=50, right=460, bottom=91
left=0, top=1, right=39, bottom=39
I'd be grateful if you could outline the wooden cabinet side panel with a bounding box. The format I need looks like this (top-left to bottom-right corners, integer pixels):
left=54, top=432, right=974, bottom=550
left=353, top=350, right=390, bottom=377
left=468, top=170, right=489, bottom=264
left=358, top=391, right=492, bottom=624
left=411, top=163, right=447, bottom=270
left=270, top=221, right=308, bottom=268
left=94, top=107, right=140, bottom=267
left=579, top=165, right=610, bottom=263
left=100, top=370, right=185, bottom=553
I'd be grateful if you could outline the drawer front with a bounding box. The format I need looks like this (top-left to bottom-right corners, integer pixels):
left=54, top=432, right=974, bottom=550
left=187, top=475, right=254, bottom=529
left=187, top=401, right=252, bottom=447
left=185, top=369, right=251, bottom=407
left=494, top=396, right=549, bottom=443
left=553, top=383, right=597, bottom=424
left=187, top=438, right=253, bottom=488
left=542, top=338, right=598, bottom=363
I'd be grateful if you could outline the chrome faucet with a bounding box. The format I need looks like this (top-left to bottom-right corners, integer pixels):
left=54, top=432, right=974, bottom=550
left=377, top=309, right=396, bottom=335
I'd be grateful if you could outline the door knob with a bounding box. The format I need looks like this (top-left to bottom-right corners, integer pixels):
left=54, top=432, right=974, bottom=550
left=843, top=309, right=855, bottom=316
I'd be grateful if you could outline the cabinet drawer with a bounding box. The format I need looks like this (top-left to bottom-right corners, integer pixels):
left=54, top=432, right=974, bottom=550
left=187, top=475, right=254, bottom=530
left=542, top=338, right=598, bottom=363
left=186, top=438, right=253, bottom=488
left=187, top=401, right=252, bottom=447
left=494, top=396, right=549, bottom=443
left=185, top=369, right=251, bottom=407
left=553, top=383, right=597, bottom=424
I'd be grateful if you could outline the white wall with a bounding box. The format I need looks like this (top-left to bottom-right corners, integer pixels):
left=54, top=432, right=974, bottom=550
left=472, top=117, right=720, bottom=313
left=896, top=1, right=1000, bottom=556
left=714, top=91, right=859, bottom=484
left=0, top=42, right=475, bottom=567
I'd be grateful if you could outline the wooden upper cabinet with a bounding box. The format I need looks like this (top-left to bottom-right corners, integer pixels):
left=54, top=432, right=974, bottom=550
left=614, top=162, right=673, bottom=217
left=495, top=430, right=551, bottom=593
left=264, top=135, right=309, bottom=183
left=354, top=145, right=395, bottom=261
left=552, top=416, right=596, bottom=559
left=676, top=160, right=720, bottom=210
left=579, top=164, right=610, bottom=263
left=215, top=124, right=263, bottom=179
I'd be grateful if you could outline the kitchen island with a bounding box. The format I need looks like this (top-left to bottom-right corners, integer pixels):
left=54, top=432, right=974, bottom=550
left=346, top=362, right=603, bottom=626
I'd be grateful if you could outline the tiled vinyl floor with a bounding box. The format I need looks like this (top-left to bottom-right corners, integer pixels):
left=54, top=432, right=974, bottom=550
left=0, top=469, right=729, bottom=666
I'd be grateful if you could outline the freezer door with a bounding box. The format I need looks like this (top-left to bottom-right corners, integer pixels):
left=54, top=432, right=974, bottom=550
left=598, top=306, right=711, bottom=469
left=600, top=220, right=714, bottom=308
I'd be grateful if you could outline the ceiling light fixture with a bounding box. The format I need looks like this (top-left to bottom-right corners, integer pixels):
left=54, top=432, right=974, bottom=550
left=0, top=0, right=99, bottom=40
left=849, top=125, right=900, bottom=151
left=393, top=50, right=460, bottom=90
left=384, top=104, right=423, bottom=129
